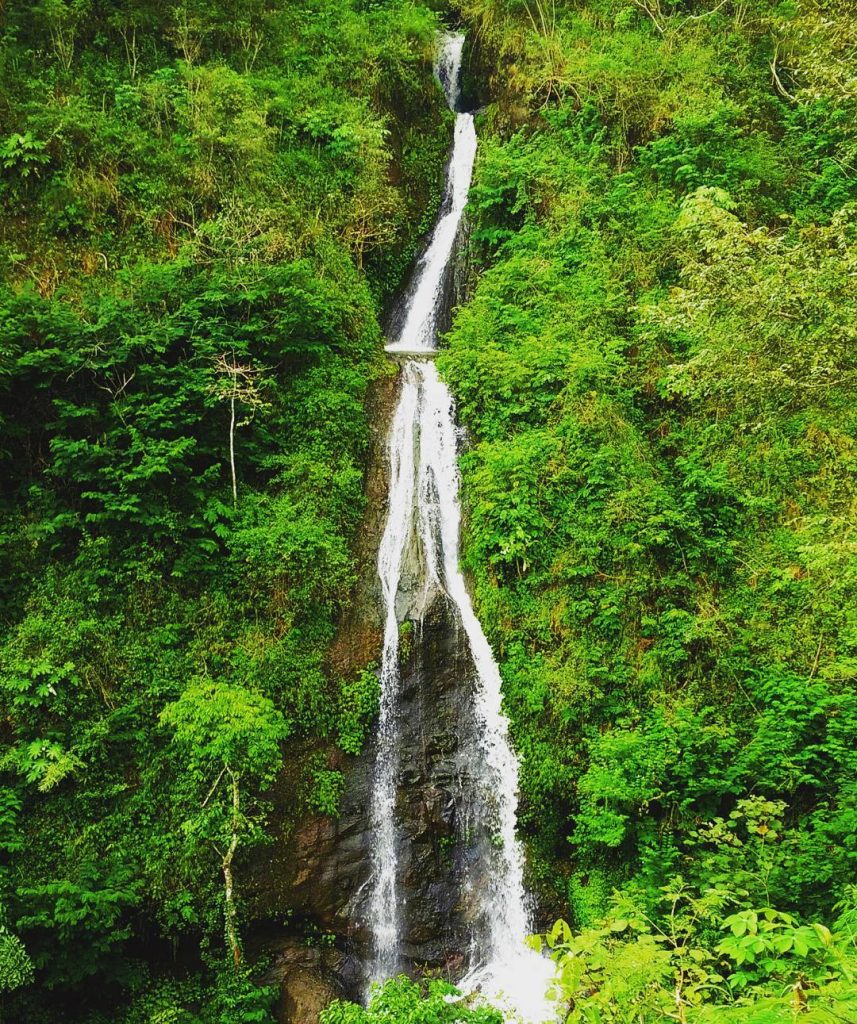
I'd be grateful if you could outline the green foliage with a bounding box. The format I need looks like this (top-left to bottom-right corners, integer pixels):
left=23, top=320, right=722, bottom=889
left=337, top=667, right=381, bottom=755
left=0, top=0, right=451, bottom=1019
left=99, top=964, right=277, bottom=1024
left=307, top=767, right=346, bottom=817
left=4, top=0, right=856, bottom=1020
left=538, top=880, right=857, bottom=1023
left=321, top=976, right=504, bottom=1024
left=443, top=0, right=857, bottom=1009
left=1, top=739, right=84, bottom=792
left=160, top=679, right=288, bottom=782
left=16, top=856, right=142, bottom=987
left=199, top=960, right=278, bottom=1024
left=0, top=911, right=34, bottom=993
left=0, top=132, right=51, bottom=182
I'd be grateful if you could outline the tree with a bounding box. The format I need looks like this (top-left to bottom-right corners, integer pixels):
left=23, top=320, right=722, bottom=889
left=209, top=353, right=270, bottom=508
left=35, top=0, right=92, bottom=72
left=160, top=680, right=289, bottom=968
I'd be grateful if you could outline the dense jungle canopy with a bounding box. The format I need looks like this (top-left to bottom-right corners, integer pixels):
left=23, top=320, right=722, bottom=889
left=0, top=1, right=854, bottom=1023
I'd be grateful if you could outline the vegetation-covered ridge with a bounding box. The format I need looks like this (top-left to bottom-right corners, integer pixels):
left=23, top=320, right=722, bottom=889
left=435, top=0, right=855, bottom=1020
left=0, top=2, right=452, bottom=1020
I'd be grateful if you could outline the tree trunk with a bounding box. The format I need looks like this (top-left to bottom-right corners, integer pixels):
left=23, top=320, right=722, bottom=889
left=229, top=394, right=238, bottom=507
left=222, top=767, right=241, bottom=968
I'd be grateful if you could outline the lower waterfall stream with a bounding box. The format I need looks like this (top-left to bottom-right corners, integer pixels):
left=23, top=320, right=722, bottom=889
left=365, top=31, right=556, bottom=1022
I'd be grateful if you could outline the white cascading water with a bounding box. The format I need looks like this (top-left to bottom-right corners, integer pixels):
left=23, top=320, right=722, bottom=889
left=367, top=31, right=556, bottom=1022
left=385, top=32, right=475, bottom=355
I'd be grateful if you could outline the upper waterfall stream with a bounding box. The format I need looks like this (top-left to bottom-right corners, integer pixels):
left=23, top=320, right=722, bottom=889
left=366, top=32, right=556, bottom=1022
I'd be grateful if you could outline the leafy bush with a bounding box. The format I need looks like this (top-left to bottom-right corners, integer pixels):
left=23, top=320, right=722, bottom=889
left=538, top=882, right=857, bottom=1023
left=321, top=977, right=503, bottom=1024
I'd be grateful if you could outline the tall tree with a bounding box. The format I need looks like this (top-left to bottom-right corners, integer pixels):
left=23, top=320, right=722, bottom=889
left=160, top=680, right=289, bottom=967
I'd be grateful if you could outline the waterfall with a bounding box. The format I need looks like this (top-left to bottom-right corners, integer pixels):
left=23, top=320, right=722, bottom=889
left=385, top=35, right=474, bottom=355
left=366, top=31, right=556, bottom=1021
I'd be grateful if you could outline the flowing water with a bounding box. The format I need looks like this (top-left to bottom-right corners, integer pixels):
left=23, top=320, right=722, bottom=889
left=366, top=31, right=556, bottom=1021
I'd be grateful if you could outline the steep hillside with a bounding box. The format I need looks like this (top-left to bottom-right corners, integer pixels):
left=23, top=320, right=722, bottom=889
left=0, top=2, right=450, bottom=1020
left=437, top=0, right=856, bottom=1015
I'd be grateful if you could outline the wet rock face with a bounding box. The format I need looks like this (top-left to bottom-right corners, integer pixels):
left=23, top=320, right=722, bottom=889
left=392, top=594, right=480, bottom=969
left=248, top=743, right=376, bottom=1004
left=262, top=941, right=348, bottom=1022
left=254, top=594, right=486, bottom=1012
